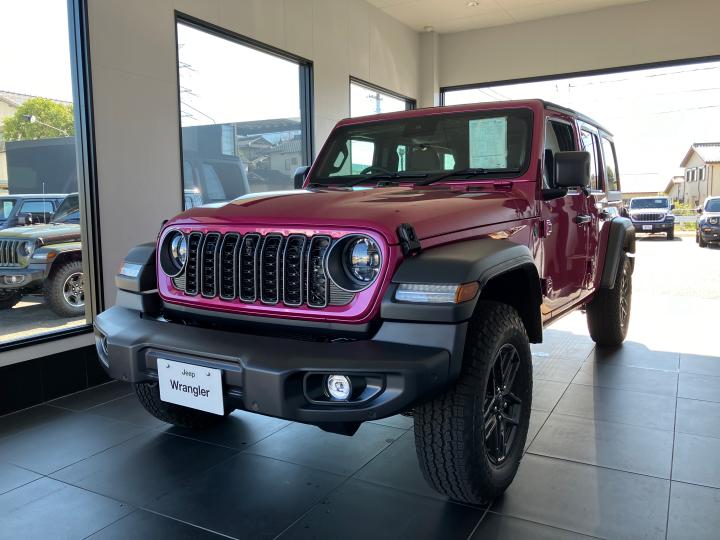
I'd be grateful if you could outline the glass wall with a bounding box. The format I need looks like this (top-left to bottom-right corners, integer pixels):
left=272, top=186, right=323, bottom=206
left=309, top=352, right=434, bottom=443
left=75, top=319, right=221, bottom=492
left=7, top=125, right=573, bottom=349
left=176, top=20, right=312, bottom=208
left=0, top=0, right=90, bottom=346
left=350, top=79, right=415, bottom=118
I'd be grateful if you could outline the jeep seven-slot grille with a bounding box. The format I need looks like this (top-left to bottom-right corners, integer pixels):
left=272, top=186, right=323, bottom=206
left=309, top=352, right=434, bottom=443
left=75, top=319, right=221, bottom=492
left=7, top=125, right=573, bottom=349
left=174, top=232, right=352, bottom=309
left=632, top=213, right=664, bottom=222
left=0, top=240, right=21, bottom=267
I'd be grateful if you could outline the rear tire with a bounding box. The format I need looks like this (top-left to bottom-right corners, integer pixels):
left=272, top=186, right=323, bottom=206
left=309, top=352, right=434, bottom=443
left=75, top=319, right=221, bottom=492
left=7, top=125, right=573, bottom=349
left=0, top=290, right=21, bottom=310
left=134, top=382, right=230, bottom=429
left=414, top=301, right=532, bottom=505
left=586, top=254, right=632, bottom=346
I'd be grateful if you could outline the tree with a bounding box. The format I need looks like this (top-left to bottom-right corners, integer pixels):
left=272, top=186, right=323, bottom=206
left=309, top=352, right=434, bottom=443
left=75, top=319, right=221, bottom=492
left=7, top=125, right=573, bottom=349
left=2, top=97, right=74, bottom=141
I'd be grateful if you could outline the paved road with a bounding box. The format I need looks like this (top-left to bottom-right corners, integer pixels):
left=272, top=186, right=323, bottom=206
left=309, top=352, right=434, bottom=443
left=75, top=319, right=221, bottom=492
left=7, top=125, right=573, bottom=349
left=0, top=297, right=85, bottom=345
left=551, top=232, right=720, bottom=357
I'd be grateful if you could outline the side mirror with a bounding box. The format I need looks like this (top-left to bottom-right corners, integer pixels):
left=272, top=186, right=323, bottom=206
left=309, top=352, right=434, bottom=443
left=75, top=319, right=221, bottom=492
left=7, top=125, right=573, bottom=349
left=17, top=213, right=32, bottom=226
left=671, top=204, right=675, bottom=211
left=697, top=207, right=703, bottom=214
left=555, top=151, right=590, bottom=189
left=293, top=165, right=311, bottom=189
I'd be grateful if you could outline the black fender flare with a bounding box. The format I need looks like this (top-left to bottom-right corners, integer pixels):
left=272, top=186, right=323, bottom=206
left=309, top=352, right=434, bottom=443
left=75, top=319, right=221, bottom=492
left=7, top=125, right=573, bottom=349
left=599, top=217, right=635, bottom=289
left=382, top=238, right=542, bottom=342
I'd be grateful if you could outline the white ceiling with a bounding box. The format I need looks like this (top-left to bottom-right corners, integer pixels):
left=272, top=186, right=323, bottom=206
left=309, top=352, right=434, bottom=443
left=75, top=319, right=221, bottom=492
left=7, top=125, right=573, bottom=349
left=367, top=0, right=652, bottom=34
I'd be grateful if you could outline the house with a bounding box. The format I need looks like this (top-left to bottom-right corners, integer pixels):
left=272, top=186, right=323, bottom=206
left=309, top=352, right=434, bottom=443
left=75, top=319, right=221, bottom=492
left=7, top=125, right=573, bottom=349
left=664, top=175, right=685, bottom=203
left=679, top=142, right=720, bottom=207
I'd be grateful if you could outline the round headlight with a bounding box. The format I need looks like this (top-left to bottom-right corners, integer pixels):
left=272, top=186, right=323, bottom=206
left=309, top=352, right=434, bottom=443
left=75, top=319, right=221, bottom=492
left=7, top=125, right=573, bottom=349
left=346, top=237, right=381, bottom=283
left=170, top=234, right=187, bottom=268
left=326, top=234, right=382, bottom=292
left=18, top=240, right=35, bottom=257
left=159, top=231, right=187, bottom=277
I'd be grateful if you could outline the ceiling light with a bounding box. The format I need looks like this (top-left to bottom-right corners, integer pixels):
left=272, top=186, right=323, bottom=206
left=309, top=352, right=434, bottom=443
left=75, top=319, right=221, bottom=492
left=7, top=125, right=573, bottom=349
left=467, top=1, right=480, bottom=6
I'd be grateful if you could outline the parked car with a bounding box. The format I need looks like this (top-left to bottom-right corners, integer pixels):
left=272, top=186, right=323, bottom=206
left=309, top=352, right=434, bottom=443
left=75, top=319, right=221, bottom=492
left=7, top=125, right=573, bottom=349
left=0, top=194, right=67, bottom=230
left=696, top=196, right=720, bottom=247
left=95, top=99, right=634, bottom=505
left=628, top=196, right=675, bottom=239
left=0, top=193, right=83, bottom=316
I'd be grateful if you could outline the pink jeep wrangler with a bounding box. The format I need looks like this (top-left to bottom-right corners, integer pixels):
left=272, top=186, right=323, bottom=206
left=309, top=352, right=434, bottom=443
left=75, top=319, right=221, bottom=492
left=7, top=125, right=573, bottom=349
left=96, top=99, right=634, bottom=503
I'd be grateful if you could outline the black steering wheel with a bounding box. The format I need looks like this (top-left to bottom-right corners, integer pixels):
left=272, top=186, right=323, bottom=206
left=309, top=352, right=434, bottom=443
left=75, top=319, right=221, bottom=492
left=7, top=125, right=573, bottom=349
left=359, top=165, right=393, bottom=176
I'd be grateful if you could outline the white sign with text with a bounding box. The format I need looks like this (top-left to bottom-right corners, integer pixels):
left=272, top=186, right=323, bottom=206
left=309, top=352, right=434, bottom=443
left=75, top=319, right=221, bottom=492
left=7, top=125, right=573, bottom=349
left=158, top=358, right=224, bottom=415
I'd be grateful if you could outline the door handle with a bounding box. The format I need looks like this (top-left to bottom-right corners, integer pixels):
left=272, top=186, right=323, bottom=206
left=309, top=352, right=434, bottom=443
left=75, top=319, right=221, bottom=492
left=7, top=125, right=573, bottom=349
left=574, top=215, right=592, bottom=225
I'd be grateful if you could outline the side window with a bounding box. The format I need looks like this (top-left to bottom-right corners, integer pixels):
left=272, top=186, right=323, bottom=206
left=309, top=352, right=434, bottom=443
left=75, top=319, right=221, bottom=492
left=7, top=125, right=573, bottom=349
left=580, top=130, right=601, bottom=190
left=443, top=153, right=456, bottom=170
left=600, top=137, right=619, bottom=192
left=544, top=120, right=576, bottom=187
left=329, top=139, right=375, bottom=177
left=20, top=201, right=54, bottom=214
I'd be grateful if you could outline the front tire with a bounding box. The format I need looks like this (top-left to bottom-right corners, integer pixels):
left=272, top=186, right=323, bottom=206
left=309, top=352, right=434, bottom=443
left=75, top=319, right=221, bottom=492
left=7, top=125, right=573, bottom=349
left=667, top=229, right=674, bottom=240
left=699, top=235, right=707, bottom=248
left=135, top=382, right=230, bottom=429
left=0, top=290, right=22, bottom=310
left=45, top=260, right=85, bottom=317
left=586, top=254, right=632, bottom=346
left=414, top=302, right=532, bottom=505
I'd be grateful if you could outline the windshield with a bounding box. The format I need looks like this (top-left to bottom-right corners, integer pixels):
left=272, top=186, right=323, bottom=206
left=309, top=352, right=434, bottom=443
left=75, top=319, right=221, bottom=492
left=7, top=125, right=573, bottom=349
left=312, top=109, right=533, bottom=185
left=630, top=198, right=669, bottom=209
left=706, top=199, right=720, bottom=213
left=1, top=199, right=16, bottom=220
left=51, top=195, right=80, bottom=224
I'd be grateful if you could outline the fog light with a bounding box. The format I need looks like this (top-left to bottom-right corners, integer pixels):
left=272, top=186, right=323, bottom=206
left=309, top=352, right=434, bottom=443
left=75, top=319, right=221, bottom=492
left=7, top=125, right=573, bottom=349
left=3, top=275, right=25, bottom=285
left=326, top=375, right=352, bottom=401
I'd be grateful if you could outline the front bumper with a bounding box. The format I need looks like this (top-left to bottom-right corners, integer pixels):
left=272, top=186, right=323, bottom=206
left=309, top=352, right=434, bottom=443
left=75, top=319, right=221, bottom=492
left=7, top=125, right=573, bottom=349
left=700, top=226, right=720, bottom=242
left=0, top=265, right=47, bottom=290
left=631, top=220, right=674, bottom=233
left=95, top=305, right=466, bottom=424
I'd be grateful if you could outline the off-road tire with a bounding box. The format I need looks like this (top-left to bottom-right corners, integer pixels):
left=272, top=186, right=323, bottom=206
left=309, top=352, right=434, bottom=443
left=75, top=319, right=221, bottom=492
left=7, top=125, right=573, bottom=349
left=667, top=229, right=674, bottom=240
left=698, top=235, right=707, bottom=248
left=45, top=260, right=85, bottom=317
left=414, top=301, right=532, bottom=505
left=0, top=290, right=21, bottom=310
left=134, top=381, right=230, bottom=429
left=586, top=254, right=632, bottom=346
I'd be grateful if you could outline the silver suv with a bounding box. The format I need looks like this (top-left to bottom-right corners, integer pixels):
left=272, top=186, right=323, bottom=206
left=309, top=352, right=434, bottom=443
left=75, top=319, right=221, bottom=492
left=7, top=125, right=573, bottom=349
left=628, top=196, right=675, bottom=240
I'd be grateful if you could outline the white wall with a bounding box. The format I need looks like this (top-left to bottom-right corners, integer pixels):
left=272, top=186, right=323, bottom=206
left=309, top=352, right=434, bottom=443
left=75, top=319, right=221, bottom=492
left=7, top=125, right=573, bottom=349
left=87, top=0, right=419, bottom=305
left=437, top=0, right=720, bottom=90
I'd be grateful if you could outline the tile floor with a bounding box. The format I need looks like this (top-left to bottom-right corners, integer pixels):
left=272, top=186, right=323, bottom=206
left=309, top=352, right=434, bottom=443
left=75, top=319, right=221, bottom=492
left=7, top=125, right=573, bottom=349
left=1, top=324, right=719, bottom=540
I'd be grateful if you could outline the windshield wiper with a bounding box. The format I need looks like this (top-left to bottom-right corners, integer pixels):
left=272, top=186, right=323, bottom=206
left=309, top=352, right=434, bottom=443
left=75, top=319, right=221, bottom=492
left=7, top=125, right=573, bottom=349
left=311, top=172, right=428, bottom=188
left=416, top=167, right=520, bottom=186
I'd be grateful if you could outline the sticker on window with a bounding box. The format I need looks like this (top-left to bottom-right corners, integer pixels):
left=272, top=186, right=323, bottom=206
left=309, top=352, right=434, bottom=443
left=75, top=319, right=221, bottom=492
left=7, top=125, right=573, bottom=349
left=469, top=117, right=507, bottom=169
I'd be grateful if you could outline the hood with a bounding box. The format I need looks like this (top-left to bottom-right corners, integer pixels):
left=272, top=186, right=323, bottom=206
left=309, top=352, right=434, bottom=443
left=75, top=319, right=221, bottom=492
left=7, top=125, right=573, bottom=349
left=702, top=211, right=720, bottom=219
left=0, top=222, right=81, bottom=245
left=169, top=185, right=534, bottom=242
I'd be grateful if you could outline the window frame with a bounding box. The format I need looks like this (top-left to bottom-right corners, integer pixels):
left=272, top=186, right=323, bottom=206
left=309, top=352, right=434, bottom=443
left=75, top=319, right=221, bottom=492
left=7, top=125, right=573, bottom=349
left=599, top=135, right=621, bottom=194
left=173, top=12, right=315, bottom=209
left=349, top=77, right=416, bottom=117
left=0, top=0, right=102, bottom=353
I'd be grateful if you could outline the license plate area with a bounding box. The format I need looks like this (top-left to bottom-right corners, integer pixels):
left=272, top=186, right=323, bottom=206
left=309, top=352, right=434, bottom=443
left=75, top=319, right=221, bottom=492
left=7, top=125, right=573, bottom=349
left=642, top=225, right=653, bottom=230
left=157, top=358, right=224, bottom=415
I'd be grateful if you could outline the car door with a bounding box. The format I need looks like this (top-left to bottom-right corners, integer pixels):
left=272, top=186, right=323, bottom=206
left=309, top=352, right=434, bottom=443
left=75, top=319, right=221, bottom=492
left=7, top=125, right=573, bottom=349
left=540, top=117, right=591, bottom=312
left=578, top=125, right=603, bottom=292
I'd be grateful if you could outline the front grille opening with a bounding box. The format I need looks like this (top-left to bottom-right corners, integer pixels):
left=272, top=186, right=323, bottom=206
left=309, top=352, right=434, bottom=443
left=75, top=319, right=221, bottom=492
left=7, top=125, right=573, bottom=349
left=173, top=231, right=353, bottom=309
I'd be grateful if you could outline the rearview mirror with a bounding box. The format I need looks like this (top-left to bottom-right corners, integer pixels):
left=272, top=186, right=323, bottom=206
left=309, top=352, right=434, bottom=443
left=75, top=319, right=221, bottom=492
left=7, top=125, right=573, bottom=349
left=293, top=165, right=311, bottom=189
left=555, top=151, right=590, bottom=189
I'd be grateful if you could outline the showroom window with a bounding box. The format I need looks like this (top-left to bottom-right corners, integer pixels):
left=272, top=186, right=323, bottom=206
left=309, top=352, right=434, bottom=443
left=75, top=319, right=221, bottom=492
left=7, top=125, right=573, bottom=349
left=176, top=17, right=313, bottom=208
left=0, top=0, right=96, bottom=349
left=349, top=78, right=415, bottom=117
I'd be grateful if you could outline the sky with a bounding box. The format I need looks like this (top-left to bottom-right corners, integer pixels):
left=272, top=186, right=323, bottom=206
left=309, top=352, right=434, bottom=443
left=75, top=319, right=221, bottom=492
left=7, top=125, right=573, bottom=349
left=444, top=60, right=720, bottom=190
left=0, top=0, right=74, bottom=102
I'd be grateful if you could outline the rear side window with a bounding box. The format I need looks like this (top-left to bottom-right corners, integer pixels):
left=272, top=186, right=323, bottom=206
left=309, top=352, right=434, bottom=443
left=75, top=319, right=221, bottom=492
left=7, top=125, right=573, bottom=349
left=601, top=137, right=620, bottom=192
left=544, top=120, right=576, bottom=187
left=580, top=130, right=601, bottom=191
